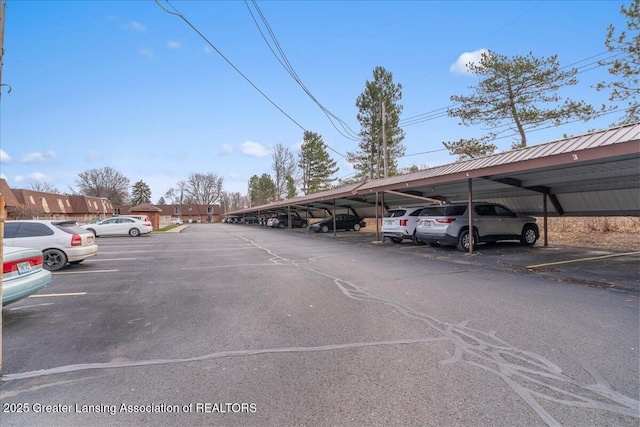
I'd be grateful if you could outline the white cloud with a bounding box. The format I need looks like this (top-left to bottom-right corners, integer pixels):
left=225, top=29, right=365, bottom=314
left=139, top=48, right=154, bottom=59
left=450, top=49, right=489, bottom=75
left=0, top=149, right=10, bottom=164
left=126, top=21, right=146, bottom=32
left=221, top=144, right=233, bottom=154
left=15, top=172, right=50, bottom=182
left=241, top=141, right=269, bottom=157
left=21, top=150, right=57, bottom=163
left=167, top=40, right=181, bottom=49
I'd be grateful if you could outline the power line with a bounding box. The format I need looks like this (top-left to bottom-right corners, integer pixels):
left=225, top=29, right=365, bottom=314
left=155, top=0, right=350, bottom=160
left=244, top=0, right=360, bottom=142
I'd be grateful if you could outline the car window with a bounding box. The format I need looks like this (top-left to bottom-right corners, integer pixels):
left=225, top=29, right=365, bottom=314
left=14, top=222, right=54, bottom=238
left=103, top=218, right=118, bottom=224
left=475, top=205, right=497, bottom=216
left=385, top=210, right=406, bottom=218
left=409, top=209, right=423, bottom=217
left=4, top=222, right=20, bottom=238
left=494, top=205, right=516, bottom=217
left=420, top=205, right=466, bottom=216
left=118, top=218, right=135, bottom=223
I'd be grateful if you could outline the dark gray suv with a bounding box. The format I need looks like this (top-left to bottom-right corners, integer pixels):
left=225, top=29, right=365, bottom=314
left=415, top=202, right=539, bottom=251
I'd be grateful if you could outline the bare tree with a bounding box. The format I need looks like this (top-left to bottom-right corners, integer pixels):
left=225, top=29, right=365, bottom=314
left=28, top=182, right=59, bottom=193
left=183, top=172, right=223, bottom=205
left=76, top=166, right=130, bottom=204
left=272, top=144, right=297, bottom=199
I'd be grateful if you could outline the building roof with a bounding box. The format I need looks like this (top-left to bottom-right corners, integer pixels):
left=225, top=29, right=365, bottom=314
left=228, top=123, right=640, bottom=217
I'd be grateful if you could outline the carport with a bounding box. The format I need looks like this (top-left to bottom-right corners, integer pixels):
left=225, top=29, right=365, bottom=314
left=228, top=123, right=640, bottom=249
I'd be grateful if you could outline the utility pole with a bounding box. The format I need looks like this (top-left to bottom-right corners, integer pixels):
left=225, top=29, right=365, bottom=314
left=381, top=99, right=388, bottom=178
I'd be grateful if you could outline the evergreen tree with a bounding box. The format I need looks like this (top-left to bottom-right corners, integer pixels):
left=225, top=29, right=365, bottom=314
left=130, top=180, right=152, bottom=206
left=156, top=196, right=166, bottom=205
left=248, top=173, right=276, bottom=206
left=285, top=175, right=297, bottom=199
left=298, top=131, right=338, bottom=194
left=348, top=66, right=405, bottom=180
left=597, top=0, right=640, bottom=124
left=444, top=50, right=598, bottom=159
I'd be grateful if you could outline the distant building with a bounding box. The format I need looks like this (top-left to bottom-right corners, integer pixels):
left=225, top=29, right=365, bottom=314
left=0, top=179, right=222, bottom=226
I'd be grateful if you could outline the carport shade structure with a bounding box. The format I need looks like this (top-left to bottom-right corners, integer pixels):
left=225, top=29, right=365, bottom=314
left=228, top=123, right=640, bottom=249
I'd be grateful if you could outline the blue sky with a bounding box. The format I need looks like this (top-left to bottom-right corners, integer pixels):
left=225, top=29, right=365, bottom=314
left=0, top=0, right=632, bottom=201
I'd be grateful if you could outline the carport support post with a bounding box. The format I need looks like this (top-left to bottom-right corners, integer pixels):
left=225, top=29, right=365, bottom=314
left=375, top=192, right=380, bottom=241
left=287, top=205, right=291, bottom=229
left=543, top=194, right=548, bottom=247
left=468, top=178, right=474, bottom=253
left=333, top=199, right=337, bottom=236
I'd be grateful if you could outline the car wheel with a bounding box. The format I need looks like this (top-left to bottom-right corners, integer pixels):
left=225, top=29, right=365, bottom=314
left=321, top=224, right=329, bottom=233
left=43, top=249, right=68, bottom=271
left=353, top=223, right=361, bottom=231
left=301, top=221, right=308, bottom=228
left=129, top=228, right=141, bottom=237
left=278, top=222, right=286, bottom=229
left=87, top=228, right=97, bottom=237
left=521, top=225, right=538, bottom=246
left=390, top=237, right=403, bottom=244
left=456, top=229, right=477, bottom=252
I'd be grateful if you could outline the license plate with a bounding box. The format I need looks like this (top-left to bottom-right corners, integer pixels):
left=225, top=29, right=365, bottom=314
left=87, top=236, right=94, bottom=244
left=384, top=220, right=393, bottom=225
left=17, top=262, right=32, bottom=275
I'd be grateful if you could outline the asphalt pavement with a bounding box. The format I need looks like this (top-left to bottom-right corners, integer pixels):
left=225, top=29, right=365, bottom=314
left=1, top=223, right=638, bottom=426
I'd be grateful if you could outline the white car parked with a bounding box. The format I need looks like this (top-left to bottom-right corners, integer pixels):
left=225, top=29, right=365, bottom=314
left=381, top=206, right=425, bottom=244
left=4, top=220, right=99, bottom=271
left=82, top=217, right=152, bottom=237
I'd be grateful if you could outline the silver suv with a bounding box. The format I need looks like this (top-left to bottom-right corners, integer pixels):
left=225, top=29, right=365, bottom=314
left=382, top=206, right=424, bottom=244
left=415, top=202, right=539, bottom=251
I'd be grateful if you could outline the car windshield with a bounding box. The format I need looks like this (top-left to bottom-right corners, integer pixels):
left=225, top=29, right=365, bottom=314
left=385, top=210, right=406, bottom=218
left=53, top=221, right=91, bottom=234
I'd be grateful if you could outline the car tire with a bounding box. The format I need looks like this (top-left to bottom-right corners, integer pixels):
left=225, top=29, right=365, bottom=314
left=301, top=221, right=308, bottom=228
left=321, top=224, right=329, bottom=233
left=43, top=248, right=68, bottom=271
left=520, top=225, right=538, bottom=246
left=390, top=237, right=403, bottom=244
left=278, top=223, right=286, bottom=229
left=456, top=229, right=477, bottom=252
left=87, top=228, right=97, bottom=237
left=129, top=228, right=141, bottom=237
left=353, top=224, right=361, bottom=231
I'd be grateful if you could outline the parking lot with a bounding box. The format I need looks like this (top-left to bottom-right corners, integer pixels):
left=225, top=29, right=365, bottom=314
left=1, top=223, right=638, bottom=426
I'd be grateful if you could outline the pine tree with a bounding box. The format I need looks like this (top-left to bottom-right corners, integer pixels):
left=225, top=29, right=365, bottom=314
left=348, top=66, right=405, bottom=180
left=298, top=131, right=338, bottom=194
left=130, top=180, right=152, bottom=206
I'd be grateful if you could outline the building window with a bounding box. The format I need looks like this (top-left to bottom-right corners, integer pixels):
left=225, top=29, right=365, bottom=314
left=114, top=208, right=121, bottom=215
left=174, top=207, right=181, bottom=215
left=207, top=206, right=213, bottom=214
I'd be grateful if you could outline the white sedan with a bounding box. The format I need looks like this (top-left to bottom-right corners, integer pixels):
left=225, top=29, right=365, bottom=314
left=82, top=217, right=152, bottom=237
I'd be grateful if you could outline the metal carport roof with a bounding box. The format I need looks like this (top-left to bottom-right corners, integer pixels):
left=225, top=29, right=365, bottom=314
left=228, top=123, right=640, bottom=218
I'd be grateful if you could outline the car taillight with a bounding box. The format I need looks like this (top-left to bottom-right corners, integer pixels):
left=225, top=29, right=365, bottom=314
left=3, top=255, right=43, bottom=274
left=435, top=218, right=456, bottom=223
left=399, top=219, right=408, bottom=226
left=71, top=234, right=83, bottom=246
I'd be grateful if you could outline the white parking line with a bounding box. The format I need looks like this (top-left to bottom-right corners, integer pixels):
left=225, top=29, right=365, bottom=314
left=53, top=269, right=119, bottom=275
left=89, top=258, right=137, bottom=261
left=30, top=292, right=87, bottom=298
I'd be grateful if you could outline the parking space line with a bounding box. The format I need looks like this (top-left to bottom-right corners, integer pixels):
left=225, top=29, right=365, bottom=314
left=30, top=292, right=87, bottom=298
left=527, top=251, right=640, bottom=269
left=89, top=258, right=137, bottom=261
left=53, top=269, right=119, bottom=275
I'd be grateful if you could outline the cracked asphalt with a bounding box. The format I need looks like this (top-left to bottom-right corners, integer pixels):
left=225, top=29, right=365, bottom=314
left=1, top=223, right=638, bottom=426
